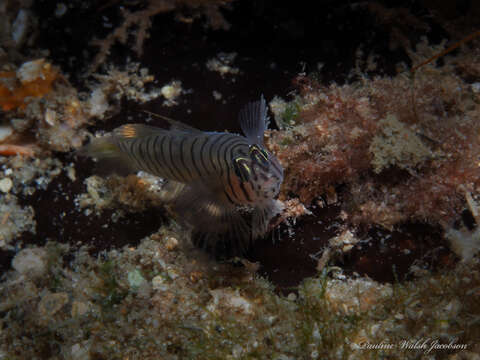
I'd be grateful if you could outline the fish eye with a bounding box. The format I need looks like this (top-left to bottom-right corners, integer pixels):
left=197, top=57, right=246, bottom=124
left=249, top=145, right=269, bottom=167
left=260, top=148, right=269, bottom=158
left=233, top=157, right=251, bottom=182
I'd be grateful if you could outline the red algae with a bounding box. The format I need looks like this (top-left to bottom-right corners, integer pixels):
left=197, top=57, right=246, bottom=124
left=268, top=43, right=480, bottom=232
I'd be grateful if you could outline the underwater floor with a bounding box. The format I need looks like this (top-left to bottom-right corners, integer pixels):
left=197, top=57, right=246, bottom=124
left=1, top=1, right=480, bottom=359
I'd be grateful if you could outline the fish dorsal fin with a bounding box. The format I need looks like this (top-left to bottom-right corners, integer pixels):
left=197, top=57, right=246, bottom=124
left=113, top=123, right=168, bottom=139
left=238, top=95, right=269, bottom=145
left=143, top=110, right=203, bottom=134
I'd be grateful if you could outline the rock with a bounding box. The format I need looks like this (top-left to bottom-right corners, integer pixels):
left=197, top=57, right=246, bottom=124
left=324, top=278, right=393, bottom=314
left=165, top=236, right=179, bottom=251
left=70, top=341, right=91, bottom=360
left=0, top=125, right=13, bottom=142
left=38, top=292, right=69, bottom=316
left=152, top=275, right=167, bottom=291
left=208, top=289, right=254, bottom=315
left=0, top=178, right=13, bottom=193
left=127, top=269, right=146, bottom=290
left=17, top=58, right=48, bottom=84
left=12, top=247, right=47, bottom=277
left=71, top=300, right=90, bottom=317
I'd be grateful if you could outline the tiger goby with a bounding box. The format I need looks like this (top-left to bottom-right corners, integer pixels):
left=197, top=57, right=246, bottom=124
left=80, top=96, right=284, bottom=257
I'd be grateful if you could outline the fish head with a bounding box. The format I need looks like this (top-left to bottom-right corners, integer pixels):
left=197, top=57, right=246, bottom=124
left=233, top=144, right=283, bottom=202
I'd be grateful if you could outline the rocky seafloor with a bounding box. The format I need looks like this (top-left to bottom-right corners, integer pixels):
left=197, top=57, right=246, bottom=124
left=1, top=1, right=480, bottom=359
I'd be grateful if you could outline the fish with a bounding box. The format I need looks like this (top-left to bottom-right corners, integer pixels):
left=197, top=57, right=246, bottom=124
left=79, top=96, right=284, bottom=257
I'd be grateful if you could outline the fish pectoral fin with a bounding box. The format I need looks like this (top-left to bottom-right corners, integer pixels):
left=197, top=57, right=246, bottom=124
left=238, top=94, right=269, bottom=145
left=191, top=213, right=251, bottom=258
left=171, top=180, right=236, bottom=232
left=171, top=181, right=253, bottom=255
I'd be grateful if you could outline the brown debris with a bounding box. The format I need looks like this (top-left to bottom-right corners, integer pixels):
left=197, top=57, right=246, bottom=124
left=0, top=143, right=35, bottom=156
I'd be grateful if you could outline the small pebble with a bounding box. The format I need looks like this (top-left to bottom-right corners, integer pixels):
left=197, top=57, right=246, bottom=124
left=287, top=292, right=297, bottom=301
left=0, top=178, right=13, bottom=193
left=17, top=59, right=47, bottom=84
left=38, top=292, right=69, bottom=316
left=152, top=275, right=167, bottom=290
left=165, top=236, right=179, bottom=251
left=12, top=247, right=47, bottom=277
left=70, top=342, right=91, bottom=360
left=0, top=126, right=13, bottom=141
left=71, top=301, right=90, bottom=317
left=127, top=269, right=146, bottom=289
left=55, top=3, right=68, bottom=17
left=471, top=82, right=480, bottom=93
left=160, top=81, right=182, bottom=103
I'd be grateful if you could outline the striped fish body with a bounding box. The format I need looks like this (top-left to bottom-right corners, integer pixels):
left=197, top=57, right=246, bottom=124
left=114, top=129, right=282, bottom=207
left=80, top=96, right=284, bottom=257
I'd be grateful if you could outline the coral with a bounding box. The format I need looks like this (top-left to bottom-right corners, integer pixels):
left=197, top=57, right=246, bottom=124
left=267, top=86, right=376, bottom=204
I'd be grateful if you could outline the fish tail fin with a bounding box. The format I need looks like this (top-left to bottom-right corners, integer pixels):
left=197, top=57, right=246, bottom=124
left=77, top=136, right=135, bottom=176
left=78, top=124, right=168, bottom=176
left=78, top=135, right=117, bottom=158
